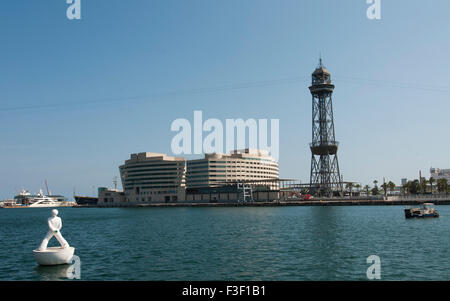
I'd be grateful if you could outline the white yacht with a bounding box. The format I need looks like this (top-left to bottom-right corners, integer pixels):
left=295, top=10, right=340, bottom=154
left=28, top=190, right=69, bottom=207
left=13, top=187, right=72, bottom=208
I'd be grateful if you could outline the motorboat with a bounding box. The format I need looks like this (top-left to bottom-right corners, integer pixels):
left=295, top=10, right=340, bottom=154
left=404, top=203, right=439, bottom=218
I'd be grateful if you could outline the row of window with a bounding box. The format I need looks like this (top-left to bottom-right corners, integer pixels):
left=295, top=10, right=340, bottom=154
left=130, top=195, right=178, bottom=202
left=122, top=163, right=184, bottom=169
left=188, top=166, right=278, bottom=171
left=187, top=173, right=277, bottom=179
left=124, top=168, right=181, bottom=173
left=208, top=162, right=278, bottom=166
left=187, top=179, right=227, bottom=183
left=124, top=176, right=182, bottom=181
left=187, top=175, right=277, bottom=182
left=132, top=190, right=178, bottom=195
left=188, top=159, right=276, bottom=165
left=187, top=168, right=279, bottom=173
left=124, top=185, right=180, bottom=190
left=187, top=172, right=279, bottom=177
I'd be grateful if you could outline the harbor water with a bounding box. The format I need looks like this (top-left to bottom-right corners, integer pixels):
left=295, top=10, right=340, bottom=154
left=0, top=206, right=449, bottom=281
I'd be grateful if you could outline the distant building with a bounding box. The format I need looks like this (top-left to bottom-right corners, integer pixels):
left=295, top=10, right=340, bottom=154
left=119, top=152, right=186, bottom=203
left=97, top=187, right=125, bottom=206
left=401, top=178, right=408, bottom=185
left=186, top=149, right=279, bottom=188
left=430, top=167, right=450, bottom=182
left=185, top=149, right=279, bottom=202
left=103, top=149, right=279, bottom=205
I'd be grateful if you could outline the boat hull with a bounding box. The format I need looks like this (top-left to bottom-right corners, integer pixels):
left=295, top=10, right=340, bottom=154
left=74, top=196, right=98, bottom=206
left=404, top=208, right=439, bottom=218
left=29, top=203, right=73, bottom=208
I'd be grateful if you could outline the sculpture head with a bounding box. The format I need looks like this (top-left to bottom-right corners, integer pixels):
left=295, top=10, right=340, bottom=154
left=51, top=209, right=59, bottom=217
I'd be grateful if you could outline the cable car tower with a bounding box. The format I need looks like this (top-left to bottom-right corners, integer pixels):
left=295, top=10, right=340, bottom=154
left=309, top=59, right=343, bottom=196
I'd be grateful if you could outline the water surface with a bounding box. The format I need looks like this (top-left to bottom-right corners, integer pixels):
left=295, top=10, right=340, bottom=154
left=0, top=206, right=448, bottom=280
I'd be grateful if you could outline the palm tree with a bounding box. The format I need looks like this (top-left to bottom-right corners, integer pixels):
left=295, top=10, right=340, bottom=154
left=437, top=178, right=448, bottom=194
left=346, top=182, right=354, bottom=196
left=364, top=185, right=370, bottom=196
left=355, top=183, right=362, bottom=196
left=409, top=180, right=420, bottom=194
left=388, top=181, right=396, bottom=194
left=371, top=186, right=379, bottom=195
left=371, top=180, right=379, bottom=195
left=421, top=178, right=428, bottom=194
left=429, top=177, right=435, bottom=194
left=381, top=182, right=388, bottom=196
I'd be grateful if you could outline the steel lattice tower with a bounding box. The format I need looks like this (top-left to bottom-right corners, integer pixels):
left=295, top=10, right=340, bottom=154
left=309, top=59, right=343, bottom=196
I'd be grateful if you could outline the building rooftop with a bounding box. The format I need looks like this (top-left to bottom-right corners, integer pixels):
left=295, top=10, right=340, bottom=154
left=199, top=149, right=275, bottom=161
left=125, top=152, right=185, bottom=164
left=430, top=167, right=450, bottom=175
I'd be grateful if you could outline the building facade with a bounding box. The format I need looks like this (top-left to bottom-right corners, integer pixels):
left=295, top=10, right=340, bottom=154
left=430, top=167, right=450, bottom=182
left=119, top=152, right=186, bottom=203
left=102, top=149, right=279, bottom=205
left=97, top=187, right=125, bottom=206
left=186, top=149, right=279, bottom=188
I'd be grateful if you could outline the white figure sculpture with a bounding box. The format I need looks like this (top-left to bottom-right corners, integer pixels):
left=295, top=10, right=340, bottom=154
left=33, top=209, right=75, bottom=265
left=38, top=209, right=69, bottom=250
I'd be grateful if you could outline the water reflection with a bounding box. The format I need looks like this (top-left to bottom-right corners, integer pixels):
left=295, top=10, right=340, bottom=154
left=34, top=264, right=72, bottom=281
left=309, top=207, right=340, bottom=251
left=303, top=207, right=343, bottom=279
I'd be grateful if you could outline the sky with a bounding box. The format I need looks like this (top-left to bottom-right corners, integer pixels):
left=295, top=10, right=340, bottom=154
left=0, top=0, right=449, bottom=199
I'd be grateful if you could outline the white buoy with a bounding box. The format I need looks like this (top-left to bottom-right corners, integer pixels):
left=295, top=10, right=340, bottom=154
left=34, top=209, right=75, bottom=266
left=33, top=247, right=75, bottom=265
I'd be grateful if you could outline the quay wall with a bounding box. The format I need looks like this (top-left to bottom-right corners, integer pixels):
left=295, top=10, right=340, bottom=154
left=74, top=196, right=450, bottom=208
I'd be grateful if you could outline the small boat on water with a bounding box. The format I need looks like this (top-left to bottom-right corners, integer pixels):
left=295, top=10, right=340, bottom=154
left=404, top=203, right=439, bottom=218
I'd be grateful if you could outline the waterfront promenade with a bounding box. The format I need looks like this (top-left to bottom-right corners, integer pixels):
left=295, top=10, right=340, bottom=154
left=77, top=195, right=450, bottom=208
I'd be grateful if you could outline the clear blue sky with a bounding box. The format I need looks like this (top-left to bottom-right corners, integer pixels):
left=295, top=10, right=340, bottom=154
left=1, top=0, right=449, bottom=199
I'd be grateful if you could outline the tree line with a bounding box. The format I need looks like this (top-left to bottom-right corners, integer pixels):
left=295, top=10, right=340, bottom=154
left=345, top=177, right=449, bottom=196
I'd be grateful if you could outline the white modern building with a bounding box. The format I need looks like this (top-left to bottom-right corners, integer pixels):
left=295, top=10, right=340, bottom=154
left=101, top=149, right=279, bottom=205
left=186, top=149, right=279, bottom=188
left=119, top=152, right=186, bottom=203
